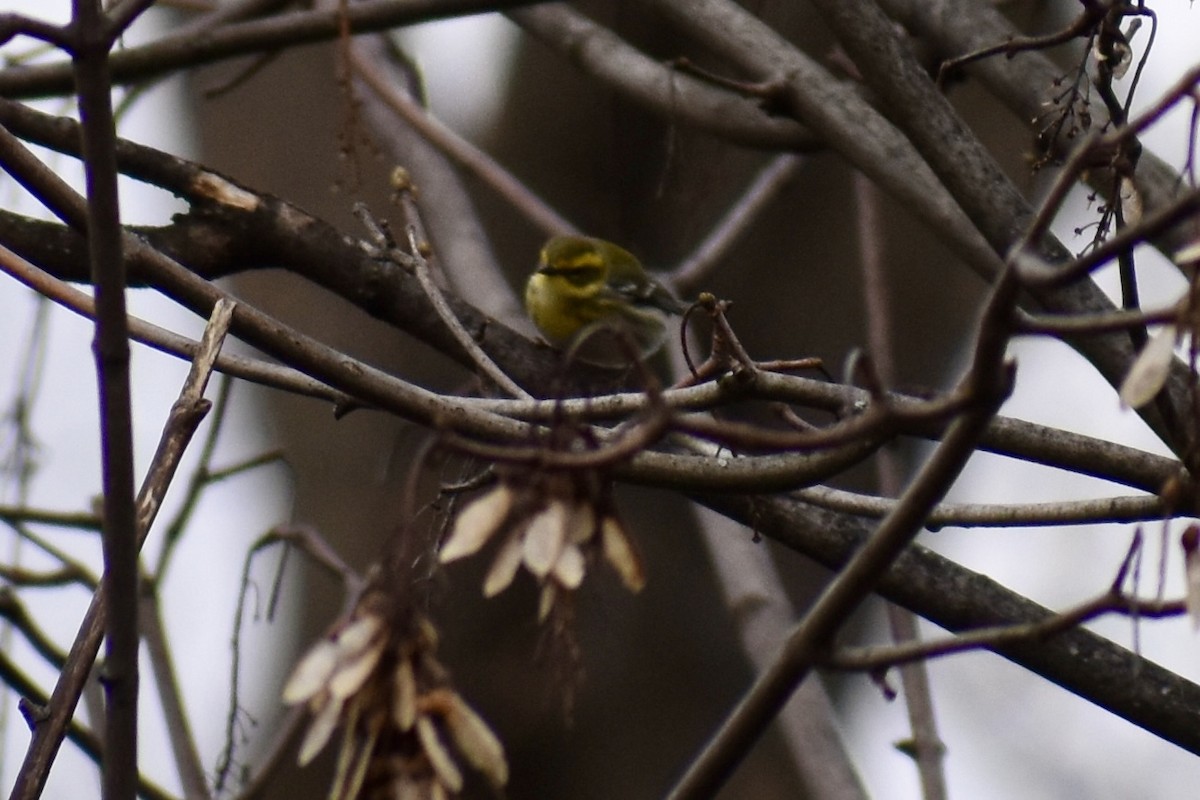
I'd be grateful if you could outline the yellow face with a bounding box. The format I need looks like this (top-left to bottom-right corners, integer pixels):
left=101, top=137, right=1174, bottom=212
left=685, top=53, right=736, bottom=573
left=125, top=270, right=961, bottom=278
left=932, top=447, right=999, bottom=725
left=525, top=271, right=582, bottom=344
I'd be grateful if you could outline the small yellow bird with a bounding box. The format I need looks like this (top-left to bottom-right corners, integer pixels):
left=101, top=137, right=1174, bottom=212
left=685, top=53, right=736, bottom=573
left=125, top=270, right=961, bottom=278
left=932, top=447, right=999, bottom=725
left=524, top=236, right=684, bottom=363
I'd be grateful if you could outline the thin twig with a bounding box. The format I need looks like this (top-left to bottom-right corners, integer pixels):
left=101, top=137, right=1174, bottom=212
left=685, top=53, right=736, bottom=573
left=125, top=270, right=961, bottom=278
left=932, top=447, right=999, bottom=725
left=1014, top=303, right=1179, bottom=335
left=0, top=589, right=69, bottom=669
left=669, top=154, right=803, bottom=295
left=853, top=168, right=947, bottom=799
left=0, top=505, right=102, bottom=530
left=152, top=374, right=236, bottom=579
left=350, top=42, right=576, bottom=240
left=232, top=706, right=307, bottom=800
left=827, top=592, right=1184, bottom=673
left=936, top=5, right=1106, bottom=86
left=215, top=524, right=364, bottom=794
left=139, top=575, right=211, bottom=799
left=389, top=193, right=531, bottom=399
left=0, top=243, right=345, bottom=403
left=796, top=485, right=1165, bottom=528
left=346, top=34, right=525, bottom=326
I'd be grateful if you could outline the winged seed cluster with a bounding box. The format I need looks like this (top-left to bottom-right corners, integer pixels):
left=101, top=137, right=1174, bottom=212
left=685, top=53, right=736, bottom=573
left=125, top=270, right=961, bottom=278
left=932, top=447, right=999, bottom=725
left=438, top=475, right=646, bottom=618
left=282, top=605, right=507, bottom=800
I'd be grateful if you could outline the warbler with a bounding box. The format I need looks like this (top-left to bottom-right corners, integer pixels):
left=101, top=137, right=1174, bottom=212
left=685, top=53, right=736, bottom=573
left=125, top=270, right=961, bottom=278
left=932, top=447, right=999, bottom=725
left=524, top=235, right=684, bottom=364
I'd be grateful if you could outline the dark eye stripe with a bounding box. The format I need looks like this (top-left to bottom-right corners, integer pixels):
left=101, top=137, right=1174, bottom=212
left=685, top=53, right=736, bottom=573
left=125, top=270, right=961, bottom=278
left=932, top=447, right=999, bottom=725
left=564, top=269, right=601, bottom=287
left=541, top=264, right=605, bottom=286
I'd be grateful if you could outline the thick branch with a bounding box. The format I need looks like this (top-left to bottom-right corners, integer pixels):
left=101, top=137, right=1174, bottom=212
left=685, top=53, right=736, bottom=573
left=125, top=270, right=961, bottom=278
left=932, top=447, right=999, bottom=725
left=699, top=491, right=1200, bottom=758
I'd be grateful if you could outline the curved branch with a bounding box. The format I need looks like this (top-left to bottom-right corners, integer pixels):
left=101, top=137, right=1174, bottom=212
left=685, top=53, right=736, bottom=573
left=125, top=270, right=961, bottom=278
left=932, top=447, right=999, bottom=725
left=509, top=5, right=816, bottom=152
left=0, top=0, right=547, bottom=99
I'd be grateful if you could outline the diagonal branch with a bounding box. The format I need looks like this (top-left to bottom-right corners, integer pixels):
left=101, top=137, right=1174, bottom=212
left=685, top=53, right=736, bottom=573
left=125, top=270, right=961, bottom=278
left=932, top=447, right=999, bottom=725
left=669, top=290, right=1014, bottom=797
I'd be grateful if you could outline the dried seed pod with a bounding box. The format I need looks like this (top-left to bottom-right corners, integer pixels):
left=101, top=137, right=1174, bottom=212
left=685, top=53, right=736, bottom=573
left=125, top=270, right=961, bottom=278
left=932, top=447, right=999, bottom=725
left=523, top=500, right=569, bottom=578
left=538, top=582, right=557, bottom=622
left=282, top=639, right=340, bottom=705
left=297, top=692, right=342, bottom=766
left=483, top=532, right=524, bottom=597
left=440, top=484, right=514, bottom=563
left=1119, top=325, right=1177, bottom=408
left=393, top=657, right=418, bottom=732
left=417, top=715, right=463, bottom=792
left=329, top=636, right=385, bottom=699
left=601, top=515, right=646, bottom=592
left=553, top=543, right=586, bottom=590
left=443, top=692, right=509, bottom=787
